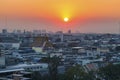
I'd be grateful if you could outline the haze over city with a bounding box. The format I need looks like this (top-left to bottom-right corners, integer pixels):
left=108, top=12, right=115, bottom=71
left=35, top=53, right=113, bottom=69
left=0, top=1, right=120, bottom=80
left=0, top=0, right=120, bottom=33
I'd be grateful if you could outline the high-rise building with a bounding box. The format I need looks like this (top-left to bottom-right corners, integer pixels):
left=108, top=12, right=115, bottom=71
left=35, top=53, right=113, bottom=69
left=2, top=29, right=7, bottom=34
left=68, top=30, right=71, bottom=34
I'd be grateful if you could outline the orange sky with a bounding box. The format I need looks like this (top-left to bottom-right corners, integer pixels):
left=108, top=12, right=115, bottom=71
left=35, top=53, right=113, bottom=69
left=0, top=0, right=120, bottom=33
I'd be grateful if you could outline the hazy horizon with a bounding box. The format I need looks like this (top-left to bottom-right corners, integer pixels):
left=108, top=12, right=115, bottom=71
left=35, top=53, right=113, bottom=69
left=0, top=17, right=120, bottom=33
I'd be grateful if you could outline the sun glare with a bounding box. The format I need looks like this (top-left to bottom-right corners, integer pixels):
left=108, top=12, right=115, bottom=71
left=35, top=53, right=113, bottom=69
left=64, top=17, right=69, bottom=22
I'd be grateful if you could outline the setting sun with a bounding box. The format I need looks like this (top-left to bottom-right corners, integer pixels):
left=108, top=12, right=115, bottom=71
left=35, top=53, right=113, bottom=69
left=64, top=17, right=69, bottom=22
left=0, top=0, right=120, bottom=33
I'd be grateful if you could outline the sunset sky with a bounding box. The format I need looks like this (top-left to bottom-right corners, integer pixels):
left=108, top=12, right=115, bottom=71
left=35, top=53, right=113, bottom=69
left=0, top=0, right=120, bottom=33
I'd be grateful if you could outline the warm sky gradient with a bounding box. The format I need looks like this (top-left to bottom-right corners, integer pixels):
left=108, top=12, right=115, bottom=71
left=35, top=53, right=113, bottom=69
left=0, top=0, right=120, bottom=33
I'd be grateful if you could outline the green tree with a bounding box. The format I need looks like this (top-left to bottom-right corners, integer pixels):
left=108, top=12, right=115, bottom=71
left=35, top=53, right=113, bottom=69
left=49, top=56, right=61, bottom=80
left=65, top=65, right=94, bottom=80
left=98, top=64, right=120, bottom=80
left=41, top=56, right=61, bottom=80
left=32, top=71, right=42, bottom=80
left=115, top=46, right=120, bottom=52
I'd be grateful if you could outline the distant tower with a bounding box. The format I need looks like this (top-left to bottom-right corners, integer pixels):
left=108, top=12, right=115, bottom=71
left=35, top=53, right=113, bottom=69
left=2, top=16, right=8, bottom=34
left=2, top=29, right=7, bottom=34
left=23, top=29, right=26, bottom=34
left=61, top=33, right=64, bottom=42
left=68, top=30, right=71, bottom=34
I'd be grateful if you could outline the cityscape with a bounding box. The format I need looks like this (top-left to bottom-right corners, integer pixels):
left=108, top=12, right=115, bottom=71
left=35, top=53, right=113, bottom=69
left=0, top=0, right=120, bottom=80
left=0, top=29, right=120, bottom=80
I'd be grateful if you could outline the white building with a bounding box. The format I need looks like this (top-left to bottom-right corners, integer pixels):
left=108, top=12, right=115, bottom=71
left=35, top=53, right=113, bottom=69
left=0, top=37, right=20, bottom=49
left=7, top=63, right=48, bottom=72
